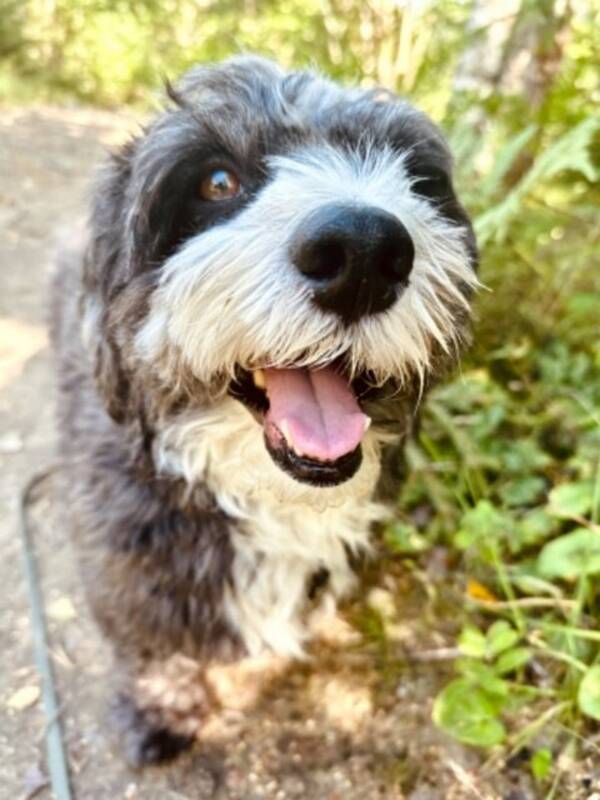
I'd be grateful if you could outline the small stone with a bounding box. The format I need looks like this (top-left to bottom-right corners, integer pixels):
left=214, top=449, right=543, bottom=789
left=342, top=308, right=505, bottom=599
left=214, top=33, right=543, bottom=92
left=367, top=587, right=396, bottom=621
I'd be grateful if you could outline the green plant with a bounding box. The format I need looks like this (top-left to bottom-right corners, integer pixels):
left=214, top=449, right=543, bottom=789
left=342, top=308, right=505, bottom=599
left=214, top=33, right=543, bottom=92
left=396, top=327, right=600, bottom=788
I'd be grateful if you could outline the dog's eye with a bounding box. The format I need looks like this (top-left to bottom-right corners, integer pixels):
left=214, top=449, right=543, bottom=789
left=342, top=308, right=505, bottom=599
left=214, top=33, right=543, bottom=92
left=199, top=168, right=241, bottom=201
left=412, top=167, right=452, bottom=200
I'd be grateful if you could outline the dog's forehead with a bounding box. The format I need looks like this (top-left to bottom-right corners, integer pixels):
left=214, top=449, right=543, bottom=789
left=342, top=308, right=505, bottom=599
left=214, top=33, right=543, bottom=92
left=157, top=56, right=450, bottom=169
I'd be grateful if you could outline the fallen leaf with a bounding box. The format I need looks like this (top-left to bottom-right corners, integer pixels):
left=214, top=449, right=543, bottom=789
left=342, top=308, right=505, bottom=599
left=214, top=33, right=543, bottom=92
left=7, top=685, right=40, bottom=711
left=47, top=596, right=77, bottom=622
left=0, top=317, right=47, bottom=390
left=466, top=579, right=499, bottom=603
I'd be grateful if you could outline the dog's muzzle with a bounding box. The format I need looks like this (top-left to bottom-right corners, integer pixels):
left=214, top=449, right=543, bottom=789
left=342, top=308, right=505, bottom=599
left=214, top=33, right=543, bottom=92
left=227, top=203, right=415, bottom=486
left=290, top=202, right=414, bottom=324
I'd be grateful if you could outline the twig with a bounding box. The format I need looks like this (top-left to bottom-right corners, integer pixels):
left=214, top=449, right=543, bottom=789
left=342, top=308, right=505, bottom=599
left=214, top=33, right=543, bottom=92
left=528, top=633, right=587, bottom=673
left=446, top=758, right=490, bottom=800
left=469, top=597, right=577, bottom=612
left=529, top=194, right=598, bottom=228
left=402, top=646, right=462, bottom=663
left=540, top=622, right=600, bottom=642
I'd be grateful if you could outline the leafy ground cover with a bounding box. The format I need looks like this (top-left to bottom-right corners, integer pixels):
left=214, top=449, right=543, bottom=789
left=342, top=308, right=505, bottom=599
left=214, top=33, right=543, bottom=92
left=381, top=109, right=600, bottom=793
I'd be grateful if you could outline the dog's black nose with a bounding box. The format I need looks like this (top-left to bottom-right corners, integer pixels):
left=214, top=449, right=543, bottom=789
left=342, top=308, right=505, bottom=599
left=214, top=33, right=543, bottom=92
left=290, top=203, right=414, bottom=323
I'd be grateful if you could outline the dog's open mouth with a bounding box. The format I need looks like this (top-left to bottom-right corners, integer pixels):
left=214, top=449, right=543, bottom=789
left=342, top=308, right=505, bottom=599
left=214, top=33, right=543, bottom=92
left=229, top=364, right=370, bottom=486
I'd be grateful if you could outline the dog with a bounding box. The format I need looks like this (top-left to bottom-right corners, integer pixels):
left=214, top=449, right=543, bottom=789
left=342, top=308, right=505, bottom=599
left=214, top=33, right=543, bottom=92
left=50, top=55, right=478, bottom=767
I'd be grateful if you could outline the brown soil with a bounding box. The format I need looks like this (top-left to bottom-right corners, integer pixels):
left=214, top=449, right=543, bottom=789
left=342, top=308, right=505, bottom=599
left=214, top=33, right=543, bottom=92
left=0, top=107, right=552, bottom=800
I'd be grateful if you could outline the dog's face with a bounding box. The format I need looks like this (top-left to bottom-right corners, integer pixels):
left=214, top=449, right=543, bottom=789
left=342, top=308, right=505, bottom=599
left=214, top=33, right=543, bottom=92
left=86, top=57, right=478, bottom=488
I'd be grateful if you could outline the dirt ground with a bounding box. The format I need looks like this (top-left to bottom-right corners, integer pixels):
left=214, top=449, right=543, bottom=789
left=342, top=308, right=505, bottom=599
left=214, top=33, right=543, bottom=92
left=0, top=107, right=544, bottom=800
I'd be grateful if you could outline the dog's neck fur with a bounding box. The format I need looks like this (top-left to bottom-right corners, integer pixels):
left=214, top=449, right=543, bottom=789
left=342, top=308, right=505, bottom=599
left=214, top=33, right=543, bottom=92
left=154, top=397, right=390, bottom=657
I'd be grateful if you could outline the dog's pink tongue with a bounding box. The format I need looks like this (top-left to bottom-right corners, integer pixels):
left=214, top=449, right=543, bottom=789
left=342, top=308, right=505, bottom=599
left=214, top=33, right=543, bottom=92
left=263, top=367, right=369, bottom=462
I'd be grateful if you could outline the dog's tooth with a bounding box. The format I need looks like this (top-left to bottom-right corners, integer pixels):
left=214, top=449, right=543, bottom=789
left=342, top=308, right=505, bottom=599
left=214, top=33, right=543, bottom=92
left=280, top=419, right=292, bottom=445
left=253, top=369, right=266, bottom=389
left=363, top=416, right=372, bottom=432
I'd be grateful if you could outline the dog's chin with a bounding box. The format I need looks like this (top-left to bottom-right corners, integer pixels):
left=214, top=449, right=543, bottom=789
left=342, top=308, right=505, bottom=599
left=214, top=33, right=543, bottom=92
left=264, top=434, right=362, bottom=486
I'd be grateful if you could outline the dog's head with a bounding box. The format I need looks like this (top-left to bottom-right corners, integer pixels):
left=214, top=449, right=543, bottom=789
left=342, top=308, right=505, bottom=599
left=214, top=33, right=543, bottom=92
left=84, top=56, right=478, bottom=489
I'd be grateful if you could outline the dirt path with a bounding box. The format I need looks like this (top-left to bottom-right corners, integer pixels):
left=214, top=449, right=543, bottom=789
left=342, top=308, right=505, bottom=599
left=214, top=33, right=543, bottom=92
left=0, top=107, right=538, bottom=800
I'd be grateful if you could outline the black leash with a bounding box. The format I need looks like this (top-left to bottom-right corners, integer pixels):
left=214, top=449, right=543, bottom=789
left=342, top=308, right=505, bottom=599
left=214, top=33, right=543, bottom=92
left=19, top=468, right=73, bottom=800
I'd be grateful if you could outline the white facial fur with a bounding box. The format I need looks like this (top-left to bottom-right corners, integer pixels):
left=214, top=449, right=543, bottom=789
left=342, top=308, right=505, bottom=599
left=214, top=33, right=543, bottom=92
left=135, top=144, right=478, bottom=392
left=154, top=398, right=390, bottom=656
left=136, top=140, right=477, bottom=658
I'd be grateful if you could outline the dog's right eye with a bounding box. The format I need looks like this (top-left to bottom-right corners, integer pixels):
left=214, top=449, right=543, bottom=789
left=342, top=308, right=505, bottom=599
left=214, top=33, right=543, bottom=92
left=411, top=167, right=452, bottom=201
left=198, top=168, right=241, bottom=201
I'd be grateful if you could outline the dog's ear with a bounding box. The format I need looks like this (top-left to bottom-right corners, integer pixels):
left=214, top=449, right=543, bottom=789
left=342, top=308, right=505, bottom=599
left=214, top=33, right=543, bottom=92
left=82, top=141, right=138, bottom=424
left=86, top=140, right=137, bottom=293
left=97, top=335, right=129, bottom=424
left=80, top=280, right=131, bottom=426
left=93, top=314, right=130, bottom=424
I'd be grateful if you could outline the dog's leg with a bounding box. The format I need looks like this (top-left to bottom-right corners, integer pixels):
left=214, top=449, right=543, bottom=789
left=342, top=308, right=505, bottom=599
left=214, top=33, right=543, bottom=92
left=109, top=653, right=212, bottom=768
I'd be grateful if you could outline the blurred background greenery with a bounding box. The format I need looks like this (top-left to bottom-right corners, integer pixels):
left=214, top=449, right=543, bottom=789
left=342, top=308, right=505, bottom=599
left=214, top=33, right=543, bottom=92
left=2, top=0, right=600, bottom=772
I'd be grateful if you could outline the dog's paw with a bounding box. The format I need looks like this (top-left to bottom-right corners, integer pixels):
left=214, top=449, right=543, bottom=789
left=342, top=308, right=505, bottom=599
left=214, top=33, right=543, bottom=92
left=125, top=723, right=194, bottom=768
left=110, top=692, right=195, bottom=768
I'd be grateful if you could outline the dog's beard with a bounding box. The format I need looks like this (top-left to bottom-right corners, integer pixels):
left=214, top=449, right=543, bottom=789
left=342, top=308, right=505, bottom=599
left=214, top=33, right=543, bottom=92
left=135, top=145, right=478, bottom=485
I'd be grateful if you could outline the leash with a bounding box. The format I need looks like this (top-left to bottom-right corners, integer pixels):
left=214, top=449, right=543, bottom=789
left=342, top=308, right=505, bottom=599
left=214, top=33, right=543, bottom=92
left=19, top=468, right=73, bottom=800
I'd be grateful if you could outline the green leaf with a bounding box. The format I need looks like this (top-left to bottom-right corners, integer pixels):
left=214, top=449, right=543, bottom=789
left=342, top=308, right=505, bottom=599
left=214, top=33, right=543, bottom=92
left=509, top=511, right=557, bottom=555
left=495, top=647, right=531, bottom=676
left=537, top=528, right=600, bottom=580
left=475, top=115, right=600, bottom=244
left=432, top=679, right=506, bottom=747
left=454, top=501, right=513, bottom=550
left=458, top=625, right=487, bottom=658
left=515, top=510, right=556, bottom=548
left=487, top=621, right=520, bottom=657
left=524, top=115, right=600, bottom=184
left=499, top=476, right=546, bottom=508
left=500, top=440, right=552, bottom=474
left=578, top=665, right=600, bottom=720
left=566, top=293, right=600, bottom=323
left=471, top=403, right=506, bottom=439
left=478, top=125, right=538, bottom=199
left=454, top=661, right=509, bottom=705
left=548, top=481, right=594, bottom=519
left=531, top=748, right=552, bottom=782
left=384, top=523, right=430, bottom=554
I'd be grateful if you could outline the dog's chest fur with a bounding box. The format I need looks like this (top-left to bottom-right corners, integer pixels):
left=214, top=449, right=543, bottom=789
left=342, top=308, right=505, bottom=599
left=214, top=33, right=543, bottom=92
left=154, top=398, right=389, bottom=657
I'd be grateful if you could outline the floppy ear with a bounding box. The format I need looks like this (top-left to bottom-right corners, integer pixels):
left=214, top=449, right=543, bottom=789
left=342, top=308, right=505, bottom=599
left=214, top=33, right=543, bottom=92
left=80, top=269, right=131, bottom=425
left=91, top=308, right=130, bottom=424
left=82, top=141, right=137, bottom=424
